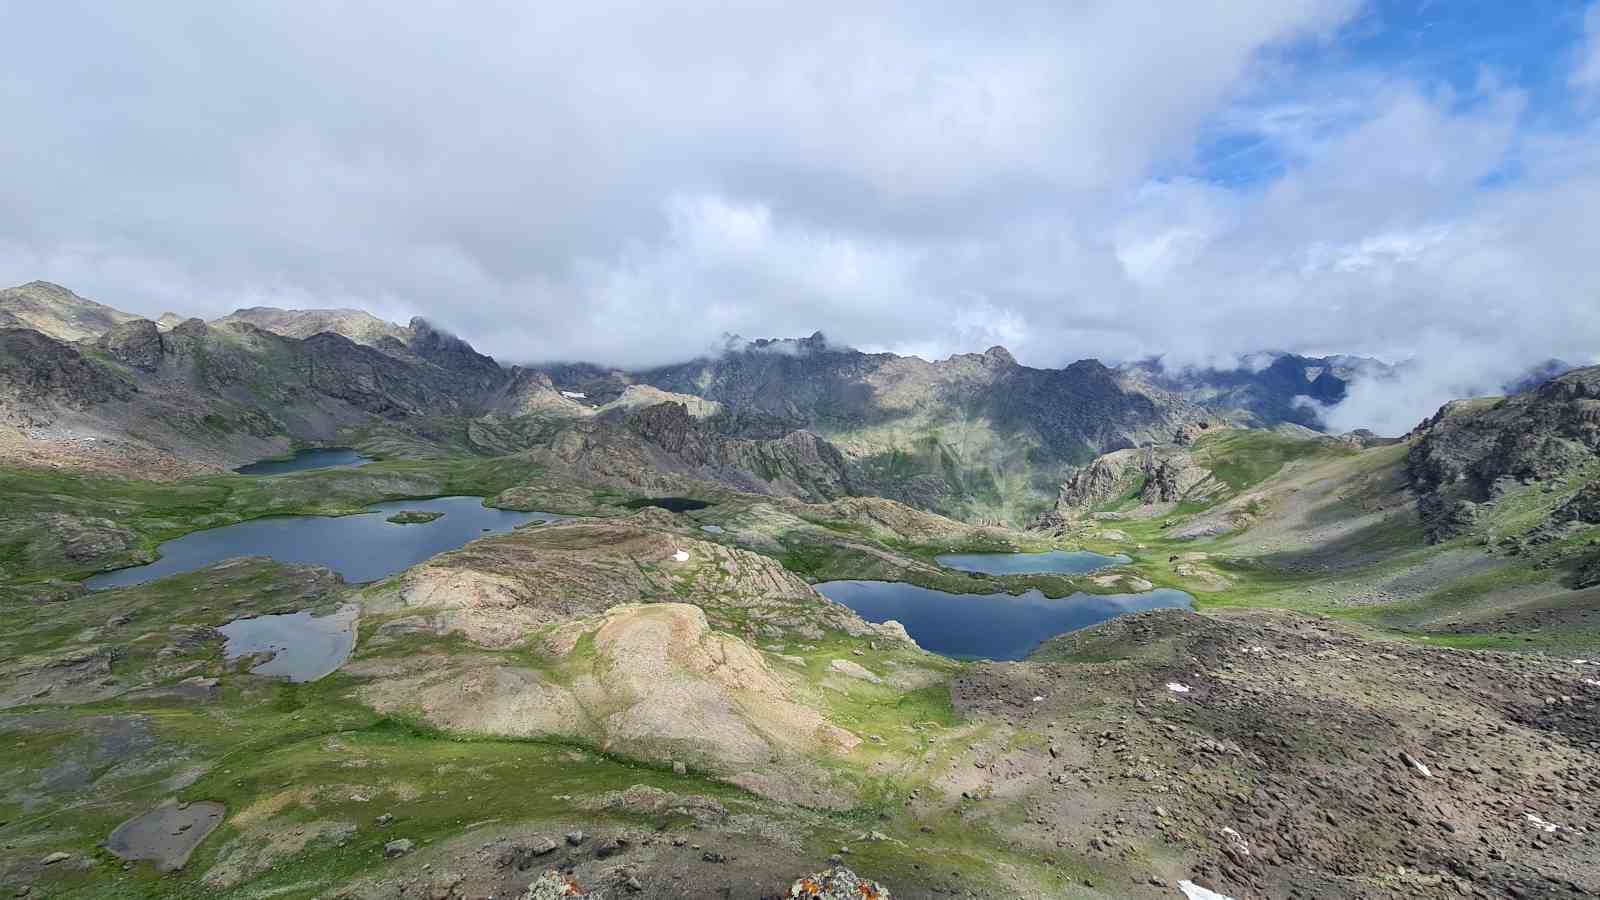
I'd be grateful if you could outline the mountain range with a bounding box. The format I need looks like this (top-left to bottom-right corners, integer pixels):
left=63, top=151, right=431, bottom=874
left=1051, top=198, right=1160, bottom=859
left=1, top=280, right=1407, bottom=523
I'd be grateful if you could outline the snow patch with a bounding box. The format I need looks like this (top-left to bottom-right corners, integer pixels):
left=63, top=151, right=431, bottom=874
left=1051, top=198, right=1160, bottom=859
left=1166, top=682, right=1192, bottom=694
left=1525, top=813, right=1560, bottom=833
left=672, top=550, right=690, bottom=562
left=1179, top=881, right=1238, bottom=900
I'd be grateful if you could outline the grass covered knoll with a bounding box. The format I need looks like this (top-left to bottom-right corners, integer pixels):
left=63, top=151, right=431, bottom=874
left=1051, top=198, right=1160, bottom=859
left=1184, top=427, right=1351, bottom=492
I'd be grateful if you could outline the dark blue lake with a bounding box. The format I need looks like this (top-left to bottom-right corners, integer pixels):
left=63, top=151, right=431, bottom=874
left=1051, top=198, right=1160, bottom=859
left=816, top=580, right=1193, bottom=660
left=87, top=496, right=558, bottom=590
left=934, top=550, right=1131, bottom=576
left=234, top=448, right=371, bottom=476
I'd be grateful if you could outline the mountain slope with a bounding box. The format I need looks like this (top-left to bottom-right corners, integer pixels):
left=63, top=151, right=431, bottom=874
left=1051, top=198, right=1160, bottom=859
left=550, top=337, right=1212, bottom=523
left=0, top=281, right=142, bottom=341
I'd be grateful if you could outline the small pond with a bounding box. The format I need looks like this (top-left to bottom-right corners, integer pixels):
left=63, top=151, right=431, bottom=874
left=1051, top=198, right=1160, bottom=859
left=816, top=580, right=1193, bottom=661
left=700, top=524, right=725, bottom=534
left=86, top=496, right=560, bottom=590
left=218, top=604, right=358, bottom=682
left=934, top=550, right=1130, bottom=576
left=623, top=497, right=710, bottom=512
left=234, top=447, right=371, bottom=476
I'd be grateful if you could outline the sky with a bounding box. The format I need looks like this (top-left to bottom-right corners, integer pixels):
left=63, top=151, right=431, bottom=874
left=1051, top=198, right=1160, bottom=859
left=3, top=1, right=1600, bottom=433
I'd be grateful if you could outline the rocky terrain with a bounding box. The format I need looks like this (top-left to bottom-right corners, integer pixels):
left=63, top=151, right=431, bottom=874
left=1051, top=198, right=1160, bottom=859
left=5, top=282, right=1600, bottom=899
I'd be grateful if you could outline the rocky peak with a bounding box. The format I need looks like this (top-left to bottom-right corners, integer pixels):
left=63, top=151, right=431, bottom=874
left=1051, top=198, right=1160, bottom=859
left=982, top=345, right=1016, bottom=366
left=171, top=318, right=210, bottom=339
left=406, top=316, right=501, bottom=379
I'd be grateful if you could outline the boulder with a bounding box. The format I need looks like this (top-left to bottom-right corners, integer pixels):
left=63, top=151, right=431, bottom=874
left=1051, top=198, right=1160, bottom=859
left=789, top=865, right=892, bottom=899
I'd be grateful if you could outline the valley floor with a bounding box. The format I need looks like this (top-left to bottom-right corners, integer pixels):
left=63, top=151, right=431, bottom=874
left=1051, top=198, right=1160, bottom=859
left=2, top=434, right=1598, bottom=899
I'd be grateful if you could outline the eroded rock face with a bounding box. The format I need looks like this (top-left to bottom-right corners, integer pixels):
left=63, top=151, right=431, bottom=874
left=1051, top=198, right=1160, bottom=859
left=0, top=327, right=133, bottom=425
left=97, top=319, right=166, bottom=372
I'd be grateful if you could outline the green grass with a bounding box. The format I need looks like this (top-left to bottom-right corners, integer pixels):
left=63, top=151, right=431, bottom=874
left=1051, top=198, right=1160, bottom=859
left=1188, top=429, right=1353, bottom=492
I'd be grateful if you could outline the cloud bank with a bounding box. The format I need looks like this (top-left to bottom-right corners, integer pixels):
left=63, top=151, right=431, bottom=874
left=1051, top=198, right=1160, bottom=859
left=2, top=1, right=1598, bottom=433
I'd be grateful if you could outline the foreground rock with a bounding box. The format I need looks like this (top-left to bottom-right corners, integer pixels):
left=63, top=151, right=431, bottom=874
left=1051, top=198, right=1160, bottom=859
left=790, top=865, right=892, bottom=899
left=1014, top=608, right=1600, bottom=899
left=521, top=869, right=586, bottom=898
left=354, top=602, right=863, bottom=806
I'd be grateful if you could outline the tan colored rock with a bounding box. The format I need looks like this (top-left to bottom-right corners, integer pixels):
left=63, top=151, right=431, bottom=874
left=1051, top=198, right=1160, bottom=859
left=352, top=603, right=861, bottom=785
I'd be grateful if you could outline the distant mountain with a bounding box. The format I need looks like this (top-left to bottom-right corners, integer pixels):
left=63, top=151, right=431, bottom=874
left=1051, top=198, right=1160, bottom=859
left=0, top=281, right=142, bottom=341
left=1119, top=352, right=1396, bottom=429
left=212, top=307, right=416, bottom=348
left=525, top=335, right=1212, bottom=522
left=1501, top=358, right=1578, bottom=396
left=0, top=282, right=1429, bottom=523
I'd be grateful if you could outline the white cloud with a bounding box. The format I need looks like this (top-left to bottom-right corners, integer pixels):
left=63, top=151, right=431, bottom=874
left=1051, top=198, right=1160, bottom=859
left=0, top=0, right=1597, bottom=436
left=1574, top=4, right=1600, bottom=95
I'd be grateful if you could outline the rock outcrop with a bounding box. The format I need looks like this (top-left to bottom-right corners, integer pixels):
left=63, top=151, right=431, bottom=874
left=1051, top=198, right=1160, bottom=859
left=1409, top=366, right=1600, bottom=541
left=0, top=328, right=134, bottom=426
left=97, top=319, right=167, bottom=372
left=1034, top=442, right=1224, bottom=528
